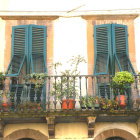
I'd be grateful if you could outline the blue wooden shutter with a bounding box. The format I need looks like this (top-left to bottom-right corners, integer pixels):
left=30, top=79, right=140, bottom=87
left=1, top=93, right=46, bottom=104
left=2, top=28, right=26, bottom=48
left=112, top=24, right=135, bottom=74
left=29, top=25, right=47, bottom=73
left=93, top=24, right=111, bottom=75
left=6, top=25, right=28, bottom=76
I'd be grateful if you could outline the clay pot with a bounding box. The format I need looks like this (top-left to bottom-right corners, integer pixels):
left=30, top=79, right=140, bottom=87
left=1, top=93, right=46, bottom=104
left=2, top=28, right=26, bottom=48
left=62, top=99, right=74, bottom=110
left=116, top=95, right=126, bottom=108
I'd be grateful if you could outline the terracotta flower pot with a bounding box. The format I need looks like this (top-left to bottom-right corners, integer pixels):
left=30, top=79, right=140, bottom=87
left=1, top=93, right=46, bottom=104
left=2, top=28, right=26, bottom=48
left=116, top=95, right=126, bottom=108
left=62, top=99, right=74, bottom=110
left=2, top=102, right=8, bottom=107
left=2, top=102, right=9, bottom=112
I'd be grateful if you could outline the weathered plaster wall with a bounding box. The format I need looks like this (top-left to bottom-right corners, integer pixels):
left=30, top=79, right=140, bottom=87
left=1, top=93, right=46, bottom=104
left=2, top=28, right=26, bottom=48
left=55, top=122, right=88, bottom=139
left=0, top=18, right=5, bottom=72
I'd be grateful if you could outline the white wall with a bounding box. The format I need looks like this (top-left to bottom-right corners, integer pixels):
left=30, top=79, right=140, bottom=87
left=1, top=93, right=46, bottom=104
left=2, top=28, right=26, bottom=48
left=0, top=18, right=5, bottom=72
left=53, top=17, right=87, bottom=75
left=134, top=16, right=140, bottom=72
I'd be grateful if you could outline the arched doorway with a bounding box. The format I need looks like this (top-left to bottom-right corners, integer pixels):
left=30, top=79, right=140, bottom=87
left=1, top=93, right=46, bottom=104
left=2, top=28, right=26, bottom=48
left=106, top=137, right=125, bottom=140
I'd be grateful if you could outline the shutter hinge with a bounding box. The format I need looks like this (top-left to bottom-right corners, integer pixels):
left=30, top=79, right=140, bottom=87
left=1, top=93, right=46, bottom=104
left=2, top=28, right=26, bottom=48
left=93, top=34, right=94, bottom=37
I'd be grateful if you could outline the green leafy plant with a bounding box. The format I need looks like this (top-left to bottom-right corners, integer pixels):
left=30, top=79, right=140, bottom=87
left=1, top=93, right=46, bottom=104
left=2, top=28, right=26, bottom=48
left=87, top=95, right=95, bottom=109
left=0, top=72, right=5, bottom=80
left=100, top=97, right=106, bottom=110
left=51, top=55, right=86, bottom=100
left=3, top=91, right=15, bottom=103
left=25, top=73, right=47, bottom=89
left=100, top=97, right=119, bottom=111
left=113, top=100, right=119, bottom=110
left=81, top=95, right=95, bottom=109
left=106, top=99, right=113, bottom=111
left=0, top=72, right=5, bottom=89
left=111, top=71, right=134, bottom=95
left=81, top=96, right=87, bottom=109
left=17, top=102, right=43, bottom=112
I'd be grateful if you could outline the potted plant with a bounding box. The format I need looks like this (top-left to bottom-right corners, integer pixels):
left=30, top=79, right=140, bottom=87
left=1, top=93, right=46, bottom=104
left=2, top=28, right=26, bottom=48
left=111, top=71, right=134, bottom=108
left=25, top=73, right=47, bottom=90
left=81, top=96, right=87, bottom=109
left=100, top=97, right=106, bottom=110
left=87, top=95, right=96, bottom=109
left=51, top=55, right=86, bottom=110
left=113, top=100, right=119, bottom=110
left=51, top=70, right=77, bottom=110
left=94, top=96, right=100, bottom=109
left=0, top=72, right=5, bottom=90
left=106, top=99, right=114, bottom=111
left=2, top=91, right=15, bottom=112
left=81, top=95, right=95, bottom=109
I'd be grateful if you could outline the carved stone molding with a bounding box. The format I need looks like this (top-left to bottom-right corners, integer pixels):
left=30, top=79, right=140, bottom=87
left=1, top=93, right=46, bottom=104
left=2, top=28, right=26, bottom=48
left=87, top=116, right=96, bottom=138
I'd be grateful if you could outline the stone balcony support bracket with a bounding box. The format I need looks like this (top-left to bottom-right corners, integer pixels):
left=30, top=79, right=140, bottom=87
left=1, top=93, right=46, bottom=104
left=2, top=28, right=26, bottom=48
left=87, top=116, right=96, bottom=138
left=46, top=117, right=55, bottom=139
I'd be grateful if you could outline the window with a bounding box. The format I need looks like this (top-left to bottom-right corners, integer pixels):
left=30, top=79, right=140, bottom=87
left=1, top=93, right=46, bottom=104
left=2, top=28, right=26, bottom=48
left=5, top=25, right=47, bottom=105
left=6, top=25, right=47, bottom=76
left=93, top=24, right=135, bottom=98
left=93, top=24, right=135, bottom=76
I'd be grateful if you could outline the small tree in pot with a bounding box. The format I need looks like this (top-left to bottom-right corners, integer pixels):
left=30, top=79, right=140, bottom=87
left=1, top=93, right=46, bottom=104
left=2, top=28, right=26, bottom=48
left=111, top=71, right=134, bottom=108
left=50, top=55, right=86, bottom=110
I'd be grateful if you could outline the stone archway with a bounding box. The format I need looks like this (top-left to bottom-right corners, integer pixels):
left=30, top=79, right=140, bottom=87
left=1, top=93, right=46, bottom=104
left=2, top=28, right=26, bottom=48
left=94, top=129, right=137, bottom=140
left=4, top=129, right=48, bottom=140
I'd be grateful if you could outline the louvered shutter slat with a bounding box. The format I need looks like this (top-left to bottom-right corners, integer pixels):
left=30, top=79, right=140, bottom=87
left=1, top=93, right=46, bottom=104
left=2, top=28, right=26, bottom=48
left=93, top=24, right=111, bottom=75
left=29, top=25, right=47, bottom=73
left=112, top=24, right=135, bottom=74
left=6, top=26, right=28, bottom=76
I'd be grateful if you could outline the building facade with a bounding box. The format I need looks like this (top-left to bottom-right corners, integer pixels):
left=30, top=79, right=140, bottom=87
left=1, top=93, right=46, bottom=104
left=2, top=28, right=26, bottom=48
left=0, top=7, right=140, bottom=140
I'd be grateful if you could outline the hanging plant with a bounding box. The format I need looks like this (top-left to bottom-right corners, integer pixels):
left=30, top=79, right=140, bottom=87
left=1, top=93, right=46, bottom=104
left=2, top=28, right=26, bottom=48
left=25, top=73, right=47, bottom=90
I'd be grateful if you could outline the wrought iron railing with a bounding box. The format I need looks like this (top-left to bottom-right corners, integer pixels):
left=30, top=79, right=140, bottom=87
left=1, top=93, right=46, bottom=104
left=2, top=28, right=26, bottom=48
left=0, top=75, right=140, bottom=113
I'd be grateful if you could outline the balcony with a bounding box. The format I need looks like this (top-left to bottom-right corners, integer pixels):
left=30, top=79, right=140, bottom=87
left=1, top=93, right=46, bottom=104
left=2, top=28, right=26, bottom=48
left=0, top=74, right=140, bottom=118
